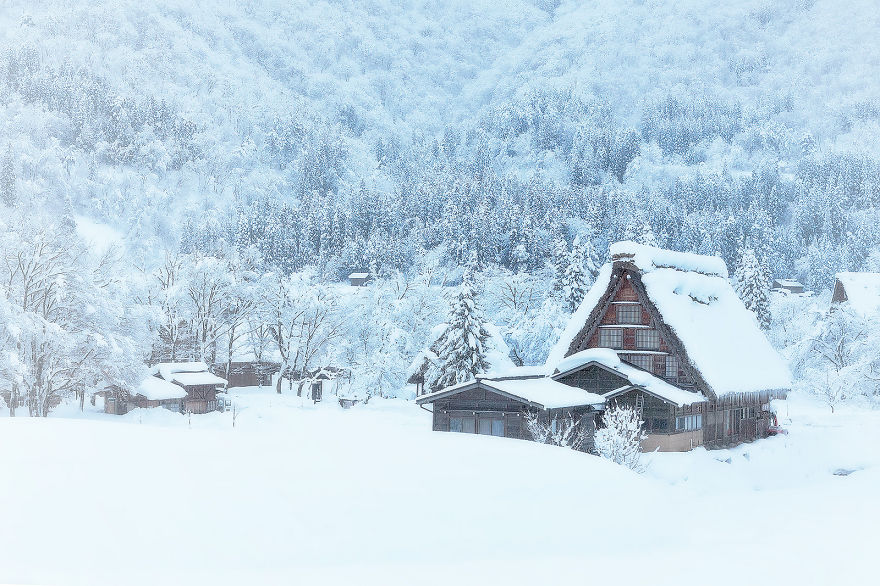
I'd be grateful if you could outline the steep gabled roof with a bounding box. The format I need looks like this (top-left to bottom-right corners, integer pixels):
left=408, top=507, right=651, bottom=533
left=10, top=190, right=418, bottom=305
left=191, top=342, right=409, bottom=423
left=833, top=272, right=880, bottom=317
left=547, top=241, right=791, bottom=400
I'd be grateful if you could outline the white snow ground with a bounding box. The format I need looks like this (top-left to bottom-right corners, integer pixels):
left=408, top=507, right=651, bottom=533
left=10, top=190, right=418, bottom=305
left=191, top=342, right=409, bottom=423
left=0, top=389, right=877, bottom=586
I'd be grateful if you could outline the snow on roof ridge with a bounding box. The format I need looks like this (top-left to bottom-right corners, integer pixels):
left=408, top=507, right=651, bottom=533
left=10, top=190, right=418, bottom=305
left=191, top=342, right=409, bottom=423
left=610, top=241, right=728, bottom=278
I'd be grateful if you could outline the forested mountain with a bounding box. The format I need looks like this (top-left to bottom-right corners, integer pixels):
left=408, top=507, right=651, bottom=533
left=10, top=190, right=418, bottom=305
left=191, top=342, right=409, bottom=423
left=2, top=0, right=879, bottom=286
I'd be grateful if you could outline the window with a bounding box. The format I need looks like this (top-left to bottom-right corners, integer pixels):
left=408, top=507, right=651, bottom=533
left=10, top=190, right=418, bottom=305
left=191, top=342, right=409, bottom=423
left=622, top=354, right=653, bottom=371
left=635, top=329, right=660, bottom=350
left=598, top=328, right=623, bottom=349
left=675, top=414, right=702, bottom=431
left=650, top=417, right=669, bottom=432
left=665, top=356, right=679, bottom=381
left=450, top=416, right=476, bottom=434
left=479, top=418, right=504, bottom=437
left=616, top=304, right=641, bottom=324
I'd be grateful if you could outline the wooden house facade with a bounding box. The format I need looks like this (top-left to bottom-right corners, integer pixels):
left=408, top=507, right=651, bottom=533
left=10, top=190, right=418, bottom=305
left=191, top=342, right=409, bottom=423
left=214, top=361, right=279, bottom=388
left=417, top=375, right=604, bottom=451
left=546, top=241, right=790, bottom=451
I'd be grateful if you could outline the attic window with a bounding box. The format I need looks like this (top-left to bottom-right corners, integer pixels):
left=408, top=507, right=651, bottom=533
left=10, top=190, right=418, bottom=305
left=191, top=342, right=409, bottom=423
left=636, top=329, right=660, bottom=350
left=599, top=328, right=623, bottom=349
left=616, top=304, right=641, bottom=324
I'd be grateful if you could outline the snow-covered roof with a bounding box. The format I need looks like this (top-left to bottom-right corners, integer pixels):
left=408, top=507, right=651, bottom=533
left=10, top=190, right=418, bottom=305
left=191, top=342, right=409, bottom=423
left=835, top=272, right=880, bottom=317
left=416, top=375, right=605, bottom=410
left=610, top=240, right=728, bottom=278
left=168, top=371, right=228, bottom=387
left=349, top=272, right=370, bottom=279
left=553, top=348, right=705, bottom=407
left=547, top=243, right=791, bottom=398
left=483, top=377, right=605, bottom=409
left=153, top=362, right=227, bottom=388
left=135, top=376, right=187, bottom=401
left=641, top=263, right=791, bottom=396
left=773, top=279, right=803, bottom=288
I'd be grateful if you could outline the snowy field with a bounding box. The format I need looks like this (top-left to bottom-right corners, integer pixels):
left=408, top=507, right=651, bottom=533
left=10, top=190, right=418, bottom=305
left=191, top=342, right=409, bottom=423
left=0, top=389, right=877, bottom=585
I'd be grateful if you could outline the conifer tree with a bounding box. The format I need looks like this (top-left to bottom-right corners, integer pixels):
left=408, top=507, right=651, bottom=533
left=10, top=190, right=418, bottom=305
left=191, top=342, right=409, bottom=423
left=424, top=266, right=491, bottom=392
left=561, top=237, right=589, bottom=313
left=551, top=237, right=568, bottom=292
left=734, top=247, right=771, bottom=329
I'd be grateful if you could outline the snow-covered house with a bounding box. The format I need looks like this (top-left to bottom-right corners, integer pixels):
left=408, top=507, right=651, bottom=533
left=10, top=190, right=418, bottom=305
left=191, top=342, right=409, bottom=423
left=348, top=272, right=371, bottom=287
left=772, top=278, right=805, bottom=294
left=120, top=376, right=188, bottom=413
left=545, top=241, right=790, bottom=450
left=104, top=363, right=226, bottom=415
left=831, top=272, right=880, bottom=318
left=418, top=242, right=791, bottom=452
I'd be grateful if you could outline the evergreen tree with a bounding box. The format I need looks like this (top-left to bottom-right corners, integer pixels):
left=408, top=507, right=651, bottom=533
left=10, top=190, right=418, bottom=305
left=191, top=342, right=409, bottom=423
left=561, top=237, right=589, bottom=313
left=638, top=220, right=657, bottom=247
left=551, top=237, right=568, bottom=292
left=734, top=247, right=771, bottom=329
left=0, top=145, right=15, bottom=207
left=424, top=267, right=491, bottom=392
left=582, top=236, right=602, bottom=280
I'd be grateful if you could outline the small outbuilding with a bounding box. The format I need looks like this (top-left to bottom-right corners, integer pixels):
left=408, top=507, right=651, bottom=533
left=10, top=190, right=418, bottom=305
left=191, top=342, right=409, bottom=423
left=348, top=272, right=371, bottom=287
left=772, top=279, right=805, bottom=294
left=154, top=362, right=227, bottom=414
left=215, top=361, right=280, bottom=388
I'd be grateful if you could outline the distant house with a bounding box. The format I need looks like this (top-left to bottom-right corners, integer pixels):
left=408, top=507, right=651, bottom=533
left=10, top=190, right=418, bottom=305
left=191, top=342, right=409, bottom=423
left=214, top=361, right=280, bottom=388
left=348, top=272, right=371, bottom=287
left=772, top=278, right=805, bottom=294
left=107, top=362, right=227, bottom=415
left=418, top=242, right=791, bottom=452
left=831, top=272, right=880, bottom=317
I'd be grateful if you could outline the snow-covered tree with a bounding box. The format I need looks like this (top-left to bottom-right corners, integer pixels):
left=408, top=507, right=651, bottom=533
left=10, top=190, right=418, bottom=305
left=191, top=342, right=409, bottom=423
left=594, top=403, right=646, bottom=471
left=525, top=411, right=586, bottom=450
left=423, top=269, right=491, bottom=393
left=0, top=145, right=15, bottom=207
left=560, top=237, right=590, bottom=313
left=734, top=247, right=771, bottom=330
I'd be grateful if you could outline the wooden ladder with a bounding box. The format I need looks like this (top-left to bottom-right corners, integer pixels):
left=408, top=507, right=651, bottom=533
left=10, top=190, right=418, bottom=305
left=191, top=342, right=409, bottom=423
left=634, top=392, right=645, bottom=416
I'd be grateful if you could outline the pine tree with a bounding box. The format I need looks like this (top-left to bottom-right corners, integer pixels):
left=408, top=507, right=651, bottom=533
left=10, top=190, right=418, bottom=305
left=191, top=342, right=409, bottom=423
left=424, top=268, right=491, bottom=392
left=582, top=237, right=601, bottom=280
left=551, top=237, right=568, bottom=292
left=561, top=237, right=589, bottom=313
left=0, top=145, right=16, bottom=207
left=638, top=220, right=657, bottom=247
left=734, top=247, right=771, bottom=329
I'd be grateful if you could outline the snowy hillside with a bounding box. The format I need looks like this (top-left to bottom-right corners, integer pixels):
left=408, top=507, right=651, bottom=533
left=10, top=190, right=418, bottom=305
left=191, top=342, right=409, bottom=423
left=1, top=1, right=879, bottom=286
left=0, top=389, right=877, bottom=585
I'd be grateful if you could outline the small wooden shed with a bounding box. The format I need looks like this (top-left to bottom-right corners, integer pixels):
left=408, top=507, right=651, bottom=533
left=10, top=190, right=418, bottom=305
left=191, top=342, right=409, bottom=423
left=772, top=279, right=805, bottom=294
left=348, top=272, right=371, bottom=287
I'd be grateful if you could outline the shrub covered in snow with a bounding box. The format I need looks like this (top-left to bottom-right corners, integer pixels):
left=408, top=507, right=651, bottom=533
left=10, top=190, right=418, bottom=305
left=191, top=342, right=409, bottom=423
left=594, top=404, right=646, bottom=471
